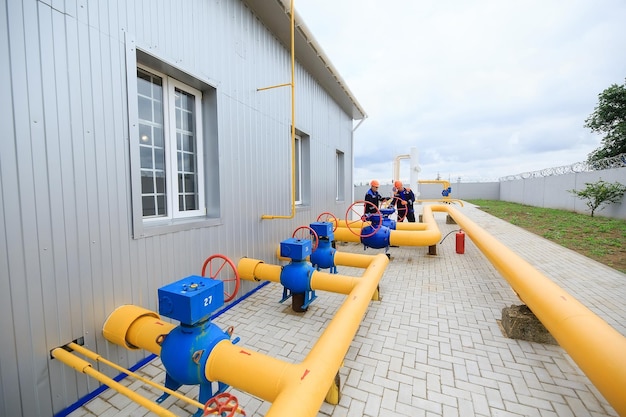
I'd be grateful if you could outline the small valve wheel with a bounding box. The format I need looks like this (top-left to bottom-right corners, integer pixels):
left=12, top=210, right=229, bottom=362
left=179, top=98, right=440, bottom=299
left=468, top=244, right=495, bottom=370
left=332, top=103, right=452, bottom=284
left=292, top=226, right=320, bottom=252
left=203, top=392, right=245, bottom=417
left=345, top=201, right=382, bottom=238
left=391, top=196, right=407, bottom=222
left=201, top=254, right=241, bottom=302
left=316, top=211, right=339, bottom=232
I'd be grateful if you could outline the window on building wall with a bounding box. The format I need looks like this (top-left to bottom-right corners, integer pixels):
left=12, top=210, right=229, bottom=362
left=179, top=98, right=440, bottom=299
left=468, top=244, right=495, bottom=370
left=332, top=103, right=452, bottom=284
left=137, top=65, right=205, bottom=220
left=336, top=150, right=345, bottom=201
left=294, top=132, right=310, bottom=206
left=294, top=134, right=302, bottom=205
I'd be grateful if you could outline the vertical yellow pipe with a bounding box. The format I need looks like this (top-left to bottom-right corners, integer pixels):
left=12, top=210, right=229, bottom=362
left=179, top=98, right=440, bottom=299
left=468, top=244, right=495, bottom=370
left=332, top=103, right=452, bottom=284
left=435, top=205, right=626, bottom=415
left=261, top=0, right=297, bottom=220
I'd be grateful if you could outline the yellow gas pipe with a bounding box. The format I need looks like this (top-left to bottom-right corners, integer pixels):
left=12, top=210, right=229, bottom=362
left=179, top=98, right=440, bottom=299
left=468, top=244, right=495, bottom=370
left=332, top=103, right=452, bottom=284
left=205, top=253, right=389, bottom=416
left=335, top=219, right=428, bottom=231
left=238, top=252, right=379, bottom=295
left=51, top=347, right=178, bottom=417
left=433, top=204, right=626, bottom=416
left=260, top=0, right=297, bottom=220
left=332, top=204, right=441, bottom=246
left=103, top=253, right=389, bottom=417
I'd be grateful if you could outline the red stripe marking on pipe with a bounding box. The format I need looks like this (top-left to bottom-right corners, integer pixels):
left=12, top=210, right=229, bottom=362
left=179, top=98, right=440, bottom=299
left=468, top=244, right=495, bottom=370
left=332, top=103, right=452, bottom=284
left=239, top=350, right=252, bottom=356
left=301, top=369, right=310, bottom=380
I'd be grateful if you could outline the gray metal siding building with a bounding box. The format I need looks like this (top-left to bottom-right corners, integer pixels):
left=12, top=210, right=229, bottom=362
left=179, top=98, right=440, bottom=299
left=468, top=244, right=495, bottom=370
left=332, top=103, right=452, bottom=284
left=0, top=0, right=365, bottom=415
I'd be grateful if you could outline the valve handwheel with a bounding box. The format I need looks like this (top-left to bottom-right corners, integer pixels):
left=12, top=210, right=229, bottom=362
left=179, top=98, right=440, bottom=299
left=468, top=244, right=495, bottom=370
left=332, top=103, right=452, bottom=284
left=203, top=392, right=243, bottom=417
left=391, top=196, right=407, bottom=222
left=292, top=226, right=319, bottom=252
left=316, top=211, right=338, bottom=232
left=201, top=254, right=241, bottom=302
left=345, top=201, right=382, bottom=238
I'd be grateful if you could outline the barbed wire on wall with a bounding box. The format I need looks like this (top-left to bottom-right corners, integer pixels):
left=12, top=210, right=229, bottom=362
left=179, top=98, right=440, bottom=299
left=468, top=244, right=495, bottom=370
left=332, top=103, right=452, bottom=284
left=499, top=152, right=626, bottom=182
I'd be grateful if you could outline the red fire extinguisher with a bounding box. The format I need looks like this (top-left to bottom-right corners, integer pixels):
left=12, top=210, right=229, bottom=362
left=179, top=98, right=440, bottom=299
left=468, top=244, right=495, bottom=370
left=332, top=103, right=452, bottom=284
left=455, top=229, right=465, bottom=254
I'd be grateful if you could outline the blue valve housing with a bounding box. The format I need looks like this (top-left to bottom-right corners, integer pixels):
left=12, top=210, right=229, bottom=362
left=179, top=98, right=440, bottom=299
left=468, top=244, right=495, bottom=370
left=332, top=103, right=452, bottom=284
left=158, top=276, right=224, bottom=326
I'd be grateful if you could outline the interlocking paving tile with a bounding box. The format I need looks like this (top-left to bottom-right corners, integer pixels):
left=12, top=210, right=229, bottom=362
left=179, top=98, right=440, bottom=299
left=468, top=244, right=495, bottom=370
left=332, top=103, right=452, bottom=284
left=67, top=204, right=624, bottom=417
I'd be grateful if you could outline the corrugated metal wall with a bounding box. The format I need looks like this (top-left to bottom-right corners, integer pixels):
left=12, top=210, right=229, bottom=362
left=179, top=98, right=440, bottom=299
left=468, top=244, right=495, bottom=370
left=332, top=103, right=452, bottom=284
left=0, top=0, right=356, bottom=415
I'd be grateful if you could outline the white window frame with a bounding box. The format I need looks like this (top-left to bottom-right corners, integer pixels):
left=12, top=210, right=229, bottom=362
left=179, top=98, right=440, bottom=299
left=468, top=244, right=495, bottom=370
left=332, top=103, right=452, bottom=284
left=137, top=64, right=206, bottom=222
left=294, top=134, right=303, bottom=205
left=336, top=150, right=345, bottom=201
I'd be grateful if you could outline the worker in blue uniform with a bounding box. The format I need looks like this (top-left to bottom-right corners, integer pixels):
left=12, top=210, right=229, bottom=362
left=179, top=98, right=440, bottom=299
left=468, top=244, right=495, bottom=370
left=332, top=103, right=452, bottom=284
left=364, top=180, right=390, bottom=214
left=393, top=180, right=416, bottom=222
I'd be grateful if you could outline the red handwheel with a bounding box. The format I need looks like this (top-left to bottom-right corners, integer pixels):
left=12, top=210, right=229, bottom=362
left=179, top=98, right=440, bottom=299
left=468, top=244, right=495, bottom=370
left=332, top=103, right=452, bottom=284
left=345, top=200, right=382, bottom=238
left=203, top=392, right=243, bottom=417
left=201, top=254, right=241, bottom=302
left=316, top=211, right=339, bottom=232
left=292, top=226, right=320, bottom=252
left=391, top=196, right=407, bottom=222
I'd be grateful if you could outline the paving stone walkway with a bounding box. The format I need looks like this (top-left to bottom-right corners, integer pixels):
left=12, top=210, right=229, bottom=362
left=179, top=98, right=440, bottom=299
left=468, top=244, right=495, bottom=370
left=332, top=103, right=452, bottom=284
left=66, top=203, right=625, bottom=417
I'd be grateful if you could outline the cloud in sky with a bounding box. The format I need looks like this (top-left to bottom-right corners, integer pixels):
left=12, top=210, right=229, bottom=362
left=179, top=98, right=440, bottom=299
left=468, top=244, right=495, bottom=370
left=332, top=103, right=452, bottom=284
left=295, top=0, right=626, bottom=184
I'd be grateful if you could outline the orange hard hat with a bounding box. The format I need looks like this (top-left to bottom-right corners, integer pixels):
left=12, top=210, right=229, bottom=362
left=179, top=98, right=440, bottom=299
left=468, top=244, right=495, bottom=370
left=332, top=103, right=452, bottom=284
left=370, top=180, right=380, bottom=187
left=394, top=180, right=403, bottom=189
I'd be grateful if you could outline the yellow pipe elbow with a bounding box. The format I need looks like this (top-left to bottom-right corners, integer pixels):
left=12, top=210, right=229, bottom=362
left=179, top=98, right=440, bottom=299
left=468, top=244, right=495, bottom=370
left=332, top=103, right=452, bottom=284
left=102, top=304, right=169, bottom=353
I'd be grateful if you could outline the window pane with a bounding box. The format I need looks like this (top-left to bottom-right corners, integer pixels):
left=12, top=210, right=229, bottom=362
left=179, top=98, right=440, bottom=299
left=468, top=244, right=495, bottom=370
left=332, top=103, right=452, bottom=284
left=295, top=137, right=301, bottom=202
left=176, top=108, right=182, bottom=131
left=183, top=153, right=195, bottom=172
left=182, top=134, right=194, bottom=152
left=154, top=148, right=165, bottom=170
left=138, top=96, right=152, bottom=121
left=185, top=195, right=197, bottom=210
left=155, top=173, right=166, bottom=193
left=173, top=87, right=199, bottom=214
left=154, top=101, right=163, bottom=124
left=140, top=146, right=153, bottom=169
left=139, top=124, right=152, bottom=145
left=141, top=172, right=154, bottom=193
left=137, top=73, right=153, bottom=96
left=153, top=127, right=164, bottom=147
left=184, top=173, right=196, bottom=192
left=138, top=68, right=167, bottom=219
left=156, top=195, right=166, bottom=215
left=142, top=196, right=155, bottom=216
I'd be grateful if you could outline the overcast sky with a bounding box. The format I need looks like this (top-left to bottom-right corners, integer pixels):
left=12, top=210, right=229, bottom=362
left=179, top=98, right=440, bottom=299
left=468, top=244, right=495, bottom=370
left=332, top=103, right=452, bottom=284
left=295, top=0, right=626, bottom=185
